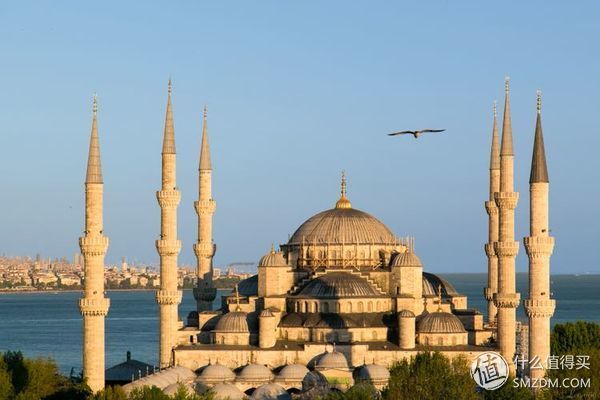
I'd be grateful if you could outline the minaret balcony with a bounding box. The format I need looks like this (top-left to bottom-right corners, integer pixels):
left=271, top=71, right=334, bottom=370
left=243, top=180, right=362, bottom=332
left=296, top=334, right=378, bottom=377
left=493, top=292, right=520, bottom=309
left=484, top=200, right=498, bottom=215
left=155, top=289, right=182, bottom=305
left=493, top=192, right=519, bottom=210
left=194, top=199, right=216, bottom=215
left=484, top=287, right=495, bottom=301
left=524, top=299, right=555, bottom=318
left=484, top=243, right=497, bottom=257
left=79, top=236, right=109, bottom=256
left=79, top=297, right=110, bottom=316
left=524, top=236, right=554, bottom=258
left=493, top=241, right=519, bottom=257
left=156, top=239, right=182, bottom=256
left=194, top=242, right=214, bottom=258
left=156, top=189, right=181, bottom=207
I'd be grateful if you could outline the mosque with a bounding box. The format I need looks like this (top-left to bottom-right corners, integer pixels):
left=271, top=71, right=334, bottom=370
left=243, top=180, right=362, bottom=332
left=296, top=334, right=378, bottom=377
left=78, top=78, right=555, bottom=398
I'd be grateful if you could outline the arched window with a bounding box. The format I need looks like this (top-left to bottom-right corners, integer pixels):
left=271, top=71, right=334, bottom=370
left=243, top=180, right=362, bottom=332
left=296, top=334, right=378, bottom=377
left=376, top=301, right=381, bottom=312
left=438, top=337, right=443, bottom=346
left=347, top=302, right=352, bottom=313
left=452, top=336, right=457, bottom=346
left=358, top=302, right=364, bottom=313
left=323, top=302, right=329, bottom=313
left=314, top=302, right=319, bottom=313
left=304, top=301, right=309, bottom=313
left=368, top=301, right=373, bottom=312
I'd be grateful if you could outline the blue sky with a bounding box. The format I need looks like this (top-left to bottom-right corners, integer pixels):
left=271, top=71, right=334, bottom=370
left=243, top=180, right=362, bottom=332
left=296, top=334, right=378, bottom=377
left=0, top=1, right=598, bottom=273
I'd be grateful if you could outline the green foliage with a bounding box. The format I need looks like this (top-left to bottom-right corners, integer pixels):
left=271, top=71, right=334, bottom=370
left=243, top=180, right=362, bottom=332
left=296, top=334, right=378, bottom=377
left=479, top=381, right=534, bottom=400
left=382, top=352, right=478, bottom=400
left=91, top=385, right=128, bottom=400
left=0, top=357, right=14, bottom=400
left=551, top=321, right=600, bottom=355
left=127, top=386, right=170, bottom=400
left=319, top=383, right=380, bottom=399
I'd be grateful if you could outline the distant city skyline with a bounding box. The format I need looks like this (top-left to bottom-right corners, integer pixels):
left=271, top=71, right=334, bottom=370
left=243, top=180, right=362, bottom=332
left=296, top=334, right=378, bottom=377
left=1, top=2, right=599, bottom=273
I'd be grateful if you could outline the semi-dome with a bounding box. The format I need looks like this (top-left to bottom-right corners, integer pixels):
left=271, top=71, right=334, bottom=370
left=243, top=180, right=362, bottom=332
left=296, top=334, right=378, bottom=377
left=391, top=251, right=422, bottom=267
left=251, top=383, right=291, bottom=400
left=315, top=351, right=349, bottom=370
left=214, top=311, right=250, bottom=333
left=237, top=364, right=273, bottom=381
left=354, top=364, right=390, bottom=382
left=288, top=207, right=396, bottom=245
left=422, top=272, right=460, bottom=297
left=259, top=248, right=287, bottom=267
left=210, top=383, right=247, bottom=400
left=297, top=272, right=383, bottom=298
left=276, top=364, right=309, bottom=381
left=417, top=311, right=466, bottom=333
left=197, top=364, right=236, bottom=384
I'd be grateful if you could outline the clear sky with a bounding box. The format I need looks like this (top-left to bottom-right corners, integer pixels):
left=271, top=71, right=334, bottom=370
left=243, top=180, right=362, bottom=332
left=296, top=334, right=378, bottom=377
left=1, top=1, right=598, bottom=273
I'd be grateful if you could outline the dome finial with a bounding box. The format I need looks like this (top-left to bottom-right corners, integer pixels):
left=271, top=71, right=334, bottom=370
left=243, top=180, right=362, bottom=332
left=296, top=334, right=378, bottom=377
left=270, top=243, right=275, bottom=254
left=335, top=170, right=352, bottom=209
left=234, top=284, right=241, bottom=311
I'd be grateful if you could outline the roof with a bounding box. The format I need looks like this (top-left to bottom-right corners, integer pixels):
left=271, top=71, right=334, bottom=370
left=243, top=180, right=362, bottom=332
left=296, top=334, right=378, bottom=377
left=500, top=77, right=514, bottom=157
left=417, top=311, right=466, bottom=334
left=354, top=364, right=390, bottom=382
left=422, top=272, right=461, bottom=297
left=251, top=383, right=290, bottom=400
left=214, top=311, right=250, bottom=333
left=280, top=312, right=391, bottom=329
left=259, top=250, right=287, bottom=267
left=85, top=97, right=103, bottom=184
left=391, top=251, right=422, bottom=267
left=398, top=309, right=415, bottom=318
left=199, top=107, right=211, bottom=170
left=238, top=275, right=258, bottom=297
left=237, top=364, right=273, bottom=382
left=530, top=111, right=549, bottom=183
left=490, top=101, right=500, bottom=170
left=162, top=80, right=176, bottom=154
left=316, top=351, right=349, bottom=370
left=276, top=364, right=309, bottom=382
left=288, top=207, right=396, bottom=245
left=210, top=383, right=247, bottom=400
left=122, top=366, right=196, bottom=393
left=197, top=363, right=236, bottom=383
left=105, top=354, right=154, bottom=382
left=296, top=272, right=383, bottom=298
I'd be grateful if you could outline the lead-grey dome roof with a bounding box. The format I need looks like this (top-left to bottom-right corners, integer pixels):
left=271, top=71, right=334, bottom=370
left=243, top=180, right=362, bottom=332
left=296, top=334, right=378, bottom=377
left=288, top=207, right=396, bottom=245
left=214, top=311, right=250, bottom=333
left=276, top=364, right=309, bottom=381
left=296, top=272, right=383, bottom=298
left=197, top=364, right=236, bottom=383
left=237, top=364, right=273, bottom=382
left=417, top=311, right=466, bottom=333
left=315, top=351, right=349, bottom=370
left=210, top=383, right=247, bottom=400
left=354, top=364, right=390, bottom=382
left=251, top=383, right=290, bottom=400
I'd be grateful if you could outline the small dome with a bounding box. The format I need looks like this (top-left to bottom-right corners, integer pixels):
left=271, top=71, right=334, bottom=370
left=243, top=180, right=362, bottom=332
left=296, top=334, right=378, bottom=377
left=251, top=383, right=291, bottom=400
left=417, top=311, right=466, bottom=333
left=391, top=251, right=422, bottom=267
left=316, top=351, right=349, bottom=370
left=422, top=272, right=460, bottom=297
left=354, top=364, right=390, bottom=382
left=276, top=364, right=309, bottom=381
left=210, top=383, right=247, bottom=400
left=163, top=382, right=195, bottom=396
left=237, top=364, right=273, bottom=382
left=260, top=309, right=275, bottom=318
left=197, top=364, right=236, bottom=383
left=301, top=371, right=329, bottom=392
left=398, top=309, right=415, bottom=318
left=259, top=249, right=287, bottom=267
left=214, top=311, right=249, bottom=333
left=238, top=275, right=258, bottom=297
left=297, top=272, right=382, bottom=298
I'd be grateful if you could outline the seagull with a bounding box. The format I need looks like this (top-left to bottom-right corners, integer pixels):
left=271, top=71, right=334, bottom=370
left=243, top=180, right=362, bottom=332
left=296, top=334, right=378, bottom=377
left=388, top=129, right=446, bottom=139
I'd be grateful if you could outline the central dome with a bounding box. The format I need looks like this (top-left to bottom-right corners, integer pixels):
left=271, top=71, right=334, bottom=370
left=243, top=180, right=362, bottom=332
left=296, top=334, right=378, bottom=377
left=288, top=207, right=396, bottom=245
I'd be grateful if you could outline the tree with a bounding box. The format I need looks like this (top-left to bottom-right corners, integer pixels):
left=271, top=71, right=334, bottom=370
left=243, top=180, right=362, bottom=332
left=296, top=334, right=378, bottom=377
left=382, top=352, right=478, bottom=400
left=0, top=357, right=14, bottom=400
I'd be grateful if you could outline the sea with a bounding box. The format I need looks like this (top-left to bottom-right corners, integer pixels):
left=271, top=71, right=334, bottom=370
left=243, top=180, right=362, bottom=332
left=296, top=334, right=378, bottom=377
left=0, top=273, right=598, bottom=374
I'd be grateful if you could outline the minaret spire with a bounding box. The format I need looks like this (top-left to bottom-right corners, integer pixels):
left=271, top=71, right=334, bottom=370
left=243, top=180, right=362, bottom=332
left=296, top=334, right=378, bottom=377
left=493, top=76, right=520, bottom=374
left=194, top=106, right=217, bottom=313
left=85, top=94, right=103, bottom=184
left=484, top=101, right=501, bottom=326
left=79, top=94, right=110, bottom=393
left=155, top=79, right=182, bottom=369
left=524, top=90, right=555, bottom=383
left=530, top=90, right=549, bottom=183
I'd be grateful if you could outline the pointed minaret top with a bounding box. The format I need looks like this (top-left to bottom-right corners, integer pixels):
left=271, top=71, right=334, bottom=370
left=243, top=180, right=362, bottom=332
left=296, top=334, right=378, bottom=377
left=85, top=94, right=103, bottom=184
left=162, top=79, right=176, bottom=154
left=199, top=105, right=212, bottom=170
left=530, top=90, right=549, bottom=183
left=335, top=170, right=352, bottom=209
left=500, top=76, right=514, bottom=156
left=490, top=100, right=500, bottom=170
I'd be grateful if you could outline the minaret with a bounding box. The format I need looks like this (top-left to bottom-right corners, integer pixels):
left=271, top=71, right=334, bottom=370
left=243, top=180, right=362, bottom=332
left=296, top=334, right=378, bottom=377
left=524, top=91, right=555, bottom=380
left=484, top=102, right=501, bottom=326
left=78, top=95, right=110, bottom=393
left=193, top=106, right=217, bottom=312
left=493, top=77, right=520, bottom=373
left=155, top=79, right=182, bottom=369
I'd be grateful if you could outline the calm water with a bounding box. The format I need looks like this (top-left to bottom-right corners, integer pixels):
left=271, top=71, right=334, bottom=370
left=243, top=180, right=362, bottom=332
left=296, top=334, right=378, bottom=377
left=0, top=274, right=598, bottom=374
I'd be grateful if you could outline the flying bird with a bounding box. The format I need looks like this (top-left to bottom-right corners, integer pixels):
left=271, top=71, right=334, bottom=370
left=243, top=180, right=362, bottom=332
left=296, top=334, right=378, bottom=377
left=388, top=129, right=446, bottom=139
